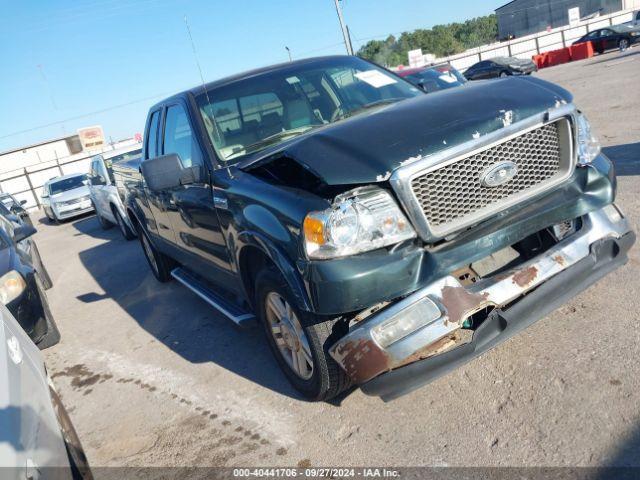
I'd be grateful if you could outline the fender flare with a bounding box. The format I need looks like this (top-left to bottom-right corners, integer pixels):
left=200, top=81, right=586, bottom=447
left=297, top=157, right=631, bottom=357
left=236, top=230, right=312, bottom=312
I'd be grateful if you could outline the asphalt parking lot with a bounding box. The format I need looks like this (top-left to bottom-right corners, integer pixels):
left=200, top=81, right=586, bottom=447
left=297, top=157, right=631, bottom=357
left=39, top=48, right=640, bottom=469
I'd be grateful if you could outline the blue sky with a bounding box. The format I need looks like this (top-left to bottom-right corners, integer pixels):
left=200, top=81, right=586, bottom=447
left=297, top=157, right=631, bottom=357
left=0, top=0, right=505, bottom=152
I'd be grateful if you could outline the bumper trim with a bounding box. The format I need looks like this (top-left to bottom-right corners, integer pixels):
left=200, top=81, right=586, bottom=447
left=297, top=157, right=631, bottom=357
left=329, top=205, right=634, bottom=389
left=361, top=230, right=635, bottom=401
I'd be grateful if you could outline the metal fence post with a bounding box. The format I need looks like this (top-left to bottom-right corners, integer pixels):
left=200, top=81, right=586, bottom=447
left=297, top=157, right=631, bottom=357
left=24, top=168, right=40, bottom=208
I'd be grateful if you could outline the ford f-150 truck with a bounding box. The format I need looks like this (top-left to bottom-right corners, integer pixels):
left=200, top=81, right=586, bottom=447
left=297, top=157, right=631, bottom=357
left=117, top=55, right=634, bottom=401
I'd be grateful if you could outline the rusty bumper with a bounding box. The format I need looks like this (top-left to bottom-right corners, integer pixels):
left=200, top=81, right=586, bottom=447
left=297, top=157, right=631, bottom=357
left=329, top=205, right=634, bottom=399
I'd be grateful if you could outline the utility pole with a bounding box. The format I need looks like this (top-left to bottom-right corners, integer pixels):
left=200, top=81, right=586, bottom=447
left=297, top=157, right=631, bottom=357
left=333, top=0, right=354, bottom=55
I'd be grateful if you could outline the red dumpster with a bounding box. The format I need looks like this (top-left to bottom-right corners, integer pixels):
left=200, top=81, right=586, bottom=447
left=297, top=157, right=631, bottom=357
left=569, top=41, right=594, bottom=61
left=546, top=47, right=571, bottom=67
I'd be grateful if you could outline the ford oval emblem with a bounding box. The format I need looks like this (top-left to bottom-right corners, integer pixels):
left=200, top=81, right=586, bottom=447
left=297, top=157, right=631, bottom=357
left=480, top=161, right=518, bottom=187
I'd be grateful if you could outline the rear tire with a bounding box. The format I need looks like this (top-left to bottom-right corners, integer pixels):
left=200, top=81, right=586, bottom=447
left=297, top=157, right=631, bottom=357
left=114, top=208, right=136, bottom=240
left=255, top=267, right=351, bottom=401
left=135, top=223, right=174, bottom=282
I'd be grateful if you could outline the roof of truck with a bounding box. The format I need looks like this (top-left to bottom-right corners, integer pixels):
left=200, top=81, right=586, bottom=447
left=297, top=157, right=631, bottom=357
left=149, top=55, right=352, bottom=109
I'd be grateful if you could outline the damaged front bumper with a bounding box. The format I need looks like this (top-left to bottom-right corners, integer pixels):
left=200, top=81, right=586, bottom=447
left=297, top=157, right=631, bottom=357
left=329, top=205, right=635, bottom=401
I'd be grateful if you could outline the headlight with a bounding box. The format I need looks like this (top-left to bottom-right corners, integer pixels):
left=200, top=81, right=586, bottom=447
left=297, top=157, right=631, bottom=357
left=0, top=270, right=26, bottom=304
left=303, top=187, right=416, bottom=259
left=576, top=113, right=601, bottom=165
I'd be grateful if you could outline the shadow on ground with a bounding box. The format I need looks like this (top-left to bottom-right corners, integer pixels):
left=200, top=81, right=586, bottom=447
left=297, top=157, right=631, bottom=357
left=71, top=214, right=121, bottom=240
left=587, top=48, right=640, bottom=66
left=73, top=215, right=303, bottom=401
left=603, top=142, right=640, bottom=176
left=596, top=422, right=640, bottom=479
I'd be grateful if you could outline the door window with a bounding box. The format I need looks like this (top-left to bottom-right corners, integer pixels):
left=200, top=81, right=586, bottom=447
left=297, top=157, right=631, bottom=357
left=146, top=110, right=161, bottom=159
left=162, top=104, right=202, bottom=168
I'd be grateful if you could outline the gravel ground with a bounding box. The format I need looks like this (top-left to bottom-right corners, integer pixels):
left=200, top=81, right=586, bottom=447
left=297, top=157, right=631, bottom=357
left=38, top=47, right=640, bottom=472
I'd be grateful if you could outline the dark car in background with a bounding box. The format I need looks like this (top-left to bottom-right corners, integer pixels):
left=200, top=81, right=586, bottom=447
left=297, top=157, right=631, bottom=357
left=0, top=212, right=58, bottom=349
left=573, top=24, right=640, bottom=53
left=464, top=56, right=537, bottom=80
left=0, top=193, right=32, bottom=226
left=396, top=63, right=467, bottom=93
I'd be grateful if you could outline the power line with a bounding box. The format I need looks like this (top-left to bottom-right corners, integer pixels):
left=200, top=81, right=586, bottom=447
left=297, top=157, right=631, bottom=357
left=0, top=92, right=171, bottom=141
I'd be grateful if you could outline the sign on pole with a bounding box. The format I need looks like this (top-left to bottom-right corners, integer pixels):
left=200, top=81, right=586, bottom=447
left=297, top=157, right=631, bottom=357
left=408, top=49, right=424, bottom=68
left=568, top=7, right=581, bottom=26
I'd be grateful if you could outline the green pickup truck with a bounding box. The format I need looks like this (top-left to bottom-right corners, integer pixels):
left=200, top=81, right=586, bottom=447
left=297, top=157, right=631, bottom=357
left=116, top=55, right=634, bottom=401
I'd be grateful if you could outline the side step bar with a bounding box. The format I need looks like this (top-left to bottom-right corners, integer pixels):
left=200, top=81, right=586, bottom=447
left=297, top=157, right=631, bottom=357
left=171, top=268, right=255, bottom=327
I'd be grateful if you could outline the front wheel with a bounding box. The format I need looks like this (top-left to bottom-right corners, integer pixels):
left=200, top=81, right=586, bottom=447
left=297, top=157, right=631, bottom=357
left=499, top=71, right=509, bottom=78
left=255, top=268, right=351, bottom=401
left=619, top=38, right=630, bottom=51
left=135, top=224, right=174, bottom=282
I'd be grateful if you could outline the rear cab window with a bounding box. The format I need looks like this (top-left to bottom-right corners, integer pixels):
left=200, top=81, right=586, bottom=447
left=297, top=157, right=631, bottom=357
left=146, top=110, right=161, bottom=160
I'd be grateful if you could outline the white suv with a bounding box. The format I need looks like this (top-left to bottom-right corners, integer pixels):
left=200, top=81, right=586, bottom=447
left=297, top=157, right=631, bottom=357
left=88, top=146, right=141, bottom=240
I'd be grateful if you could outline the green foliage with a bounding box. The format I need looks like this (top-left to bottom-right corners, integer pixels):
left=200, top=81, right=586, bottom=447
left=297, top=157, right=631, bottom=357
left=357, top=15, right=498, bottom=67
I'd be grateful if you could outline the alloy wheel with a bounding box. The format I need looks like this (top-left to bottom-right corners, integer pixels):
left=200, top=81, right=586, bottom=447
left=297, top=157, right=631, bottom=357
left=265, top=292, right=314, bottom=380
left=141, top=233, right=158, bottom=274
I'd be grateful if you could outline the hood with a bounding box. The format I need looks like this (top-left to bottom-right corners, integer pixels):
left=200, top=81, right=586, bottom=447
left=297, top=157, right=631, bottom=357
left=240, top=76, right=572, bottom=186
left=50, top=185, right=90, bottom=202
left=0, top=246, right=13, bottom=275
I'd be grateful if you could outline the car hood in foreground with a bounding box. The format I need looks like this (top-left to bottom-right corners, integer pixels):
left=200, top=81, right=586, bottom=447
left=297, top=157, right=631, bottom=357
left=50, top=185, right=90, bottom=203
left=239, top=76, right=572, bottom=185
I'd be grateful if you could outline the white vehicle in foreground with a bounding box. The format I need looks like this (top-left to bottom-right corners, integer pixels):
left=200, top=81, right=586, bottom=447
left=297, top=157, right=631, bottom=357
left=88, top=146, right=141, bottom=240
left=41, top=174, right=94, bottom=223
left=0, top=303, right=92, bottom=479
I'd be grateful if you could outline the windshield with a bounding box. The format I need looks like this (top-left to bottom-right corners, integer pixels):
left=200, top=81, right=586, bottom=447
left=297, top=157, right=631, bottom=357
left=105, top=149, right=142, bottom=182
left=405, top=66, right=467, bottom=93
left=0, top=194, right=16, bottom=208
left=49, top=175, right=87, bottom=195
left=106, top=149, right=142, bottom=165
left=196, top=57, right=422, bottom=162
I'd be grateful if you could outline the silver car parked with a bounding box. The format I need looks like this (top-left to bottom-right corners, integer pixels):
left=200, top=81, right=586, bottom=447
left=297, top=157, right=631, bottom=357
left=41, top=174, right=94, bottom=223
left=88, top=146, right=141, bottom=240
left=0, top=303, right=92, bottom=479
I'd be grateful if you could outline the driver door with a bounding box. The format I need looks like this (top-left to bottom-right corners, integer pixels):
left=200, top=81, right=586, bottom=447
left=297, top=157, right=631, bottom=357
left=159, top=101, right=238, bottom=293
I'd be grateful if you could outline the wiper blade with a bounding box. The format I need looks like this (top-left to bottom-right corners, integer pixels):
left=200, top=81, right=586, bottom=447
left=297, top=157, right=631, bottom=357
left=241, top=125, right=322, bottom=154
left=334, top=98, right=405, bottom=121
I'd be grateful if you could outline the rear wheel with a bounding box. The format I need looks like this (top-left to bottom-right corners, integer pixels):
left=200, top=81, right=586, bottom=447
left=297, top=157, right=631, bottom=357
left=135, top=224, right=174, bottom=282
left=255, top=267, right=351, bottom=401
left=93, top=203, right=112, bottom=230
left=113, top=208, right=135, bottom=240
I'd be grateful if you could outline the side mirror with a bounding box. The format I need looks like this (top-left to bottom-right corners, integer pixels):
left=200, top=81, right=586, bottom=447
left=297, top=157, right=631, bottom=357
left=19, top=200, right=27, bottom=206
left=13, top=224, right=37, bottom=243
left=141, top=154, right=201, bottom=191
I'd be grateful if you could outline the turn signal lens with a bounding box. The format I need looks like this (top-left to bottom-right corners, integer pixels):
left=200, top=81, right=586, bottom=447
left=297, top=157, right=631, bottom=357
left=303, top=216, right=325, bottom=245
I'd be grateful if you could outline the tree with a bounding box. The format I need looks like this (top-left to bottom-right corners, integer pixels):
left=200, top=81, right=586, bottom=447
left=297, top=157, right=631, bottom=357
left=357, top=14, right=498, bottom=66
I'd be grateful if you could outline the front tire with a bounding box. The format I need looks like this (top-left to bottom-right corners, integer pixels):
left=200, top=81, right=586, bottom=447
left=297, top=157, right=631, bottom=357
left=135, top=224, right=174, bottom=282
left=619, top=38, right=630, bottom=51
left=95, top=207, right=113, bottom=230
left=255, top=267, right=351, bottom=401
left=499, top=71, right=509, bottom=78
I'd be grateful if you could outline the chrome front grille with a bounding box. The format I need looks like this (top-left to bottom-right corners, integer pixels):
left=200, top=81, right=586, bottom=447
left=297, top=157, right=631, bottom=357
left=406, top=118, right=574, bottom=239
